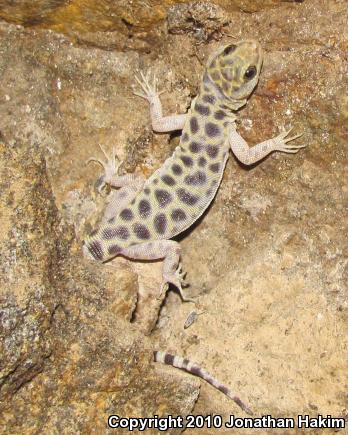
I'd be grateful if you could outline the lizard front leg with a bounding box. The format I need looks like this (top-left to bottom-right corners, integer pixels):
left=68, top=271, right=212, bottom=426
left=229, top=127, right=306, bottom=165
left=87, top=145, right=145, bottom=222
left=134, top=71, right=187, bottom=132
left=121, top=240, right=194, bottom=302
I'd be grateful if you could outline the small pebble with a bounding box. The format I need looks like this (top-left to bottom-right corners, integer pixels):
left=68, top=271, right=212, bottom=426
left=184, top=310, right=206, bottom=329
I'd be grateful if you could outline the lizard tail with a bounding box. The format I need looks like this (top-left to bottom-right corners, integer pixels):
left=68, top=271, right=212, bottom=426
left=154, top=351, right=252, bottom=415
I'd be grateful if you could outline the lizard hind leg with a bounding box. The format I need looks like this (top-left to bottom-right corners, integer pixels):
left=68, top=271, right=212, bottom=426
left=121, top=240, right=194, bottom=302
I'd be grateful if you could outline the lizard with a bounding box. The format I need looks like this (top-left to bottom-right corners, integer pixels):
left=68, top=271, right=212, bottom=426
left=83, top=39, right=304, bottom=299
left=83, top=40, right=305, bottom=413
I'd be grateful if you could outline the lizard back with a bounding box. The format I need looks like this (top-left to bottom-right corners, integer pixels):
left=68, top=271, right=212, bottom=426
left=85, top=40, right=263, bottom=262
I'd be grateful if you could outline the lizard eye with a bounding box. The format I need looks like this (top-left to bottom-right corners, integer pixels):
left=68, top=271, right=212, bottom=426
left=223, top=44, right=237, bottom=56
left=244, top=66, right=257, bottom=80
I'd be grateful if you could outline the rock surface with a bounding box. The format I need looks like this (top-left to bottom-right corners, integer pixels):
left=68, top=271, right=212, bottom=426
left=0, top=1, right=293, bottom=37
left=0, top=138, right=198, bottom=433
left=0, top=0, right=347, bottom=433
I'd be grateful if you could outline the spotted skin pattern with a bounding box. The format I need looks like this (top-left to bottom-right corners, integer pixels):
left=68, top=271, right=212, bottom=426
left=84, top=40, right=305, bottom=302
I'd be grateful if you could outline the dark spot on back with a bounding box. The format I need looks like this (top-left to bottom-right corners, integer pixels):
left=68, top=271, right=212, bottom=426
left=153, top=178, right=158, bottom=185
left=90, top=229, right=98, bottom=237
left=198, top=156, right=207, bottom=167
left=107, top=217, right=115, bottom=224
left=177, top=188, right=199, bottom=206
left=138, top=199, right=151, bottom=218
left=214, top=110, right=226, bottom=120
left=184, top=171, right=207, bottom=185
left=120, top=208, right=134, bottom=221
left=87, top=240, right=103, bottom=261
left=195, top=104, right=210, bottom=116
left=206, top=145, right=219, bottom=159
left=190, top=117, right=199, bottom=134
left=180, top=155, right=193, bottom=167
left=131, top=198, right=136, bottom=205
left=181, top=132, right=189, bottom=142
left=189, top=141, right=202, bottom=153
left=155, top=189, right=172, bottom=208
left=154, top=213, right=167, bottom=235
left=210, top=163, right=220, bottom=173
left=203, top=94, right=216, bottom=105
left=161, top=175, right=176, bottom=186
left=172, top=164, right=183, bottom=175
left=133, top=223, right=151, bottom=240
left=108, top=244, right=121, bottom=256
left=171, top=208, right=187, bottom=222
left=144, top=188, right=150, bottom=195
left=102, top=226, right=129, bottom=240
left=205, top=122, right=220, bottom=137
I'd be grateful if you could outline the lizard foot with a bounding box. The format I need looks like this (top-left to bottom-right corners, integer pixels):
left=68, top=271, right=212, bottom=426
left=133, top=70, right=164, bottom=102
left=86, top=145, right=122, bottom=194
left=272, top=127, right=307, bottom=154
left=160, top=263, right=195, bottom=303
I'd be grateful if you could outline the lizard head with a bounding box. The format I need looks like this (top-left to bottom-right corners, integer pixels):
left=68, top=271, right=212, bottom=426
left=206, top=40, right=263, bottom=103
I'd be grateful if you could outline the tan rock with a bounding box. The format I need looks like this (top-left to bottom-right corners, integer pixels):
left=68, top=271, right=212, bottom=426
left=0, top=140, right=198, bottom=433
left=0, top=0, right=347, bottom=432
left=0, top=1, right=289, bottom=37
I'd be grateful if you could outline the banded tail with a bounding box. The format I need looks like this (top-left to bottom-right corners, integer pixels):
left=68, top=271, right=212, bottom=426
left=154, top=351, right=252, bottom=415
